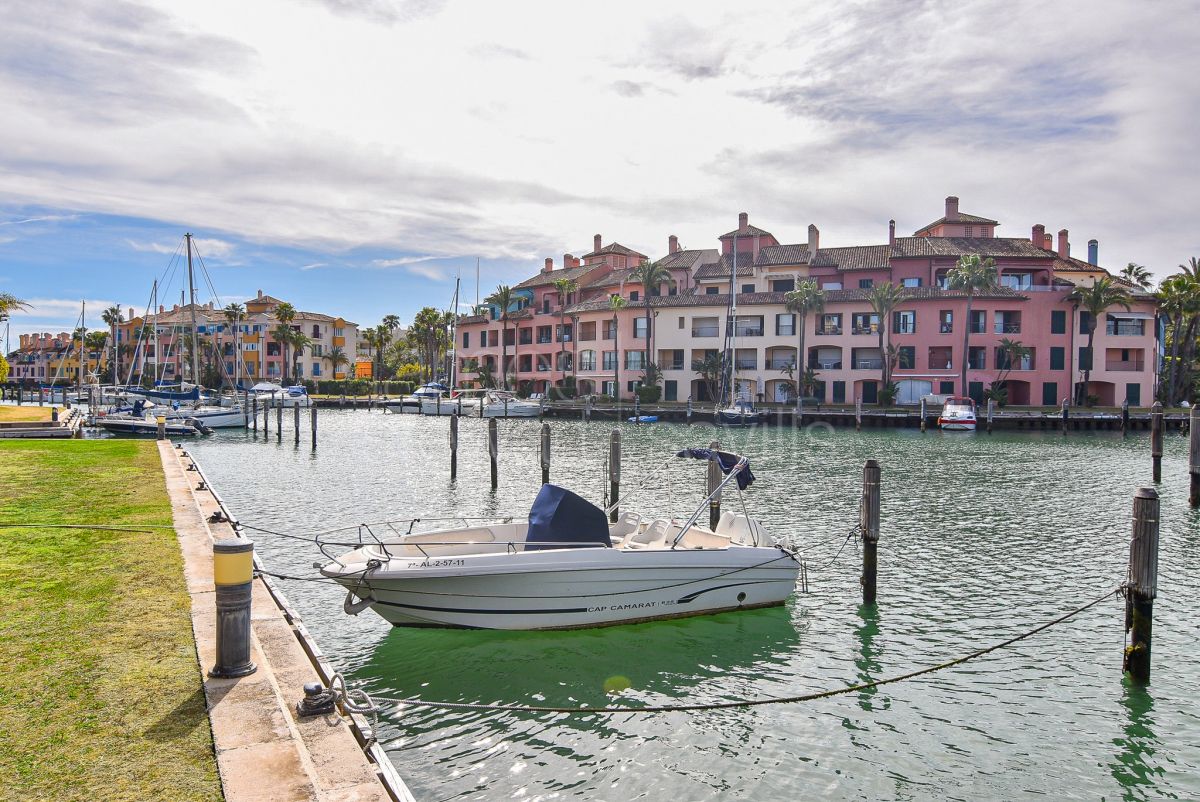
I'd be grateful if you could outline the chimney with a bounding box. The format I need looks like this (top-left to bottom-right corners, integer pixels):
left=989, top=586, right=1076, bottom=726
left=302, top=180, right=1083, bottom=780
left=127, top=307, right=135, bottom=319
left=1087, top=239, right=1098, bottom=265
left=1032, top=223, right=1045, bottom=248
left=669, top=234, right=679, bottom=253
left=1044, top=234, right=1053, bottom=250
left=945, top=196, right=960, bottom=222
left=1057, top=229, right=1069, bottom=258
left=256, top=289, right=263, bottom=299
left=807, top=223, right=820, bottom=255
left=738, top=212, right=748, bottom=231
left=888, top=219, right=896, bottom=246
left=563, top=253, right=578, bottom=269
left=593, top=234, right=602, bottom=253
left=543, top=257, right=553, bottom=273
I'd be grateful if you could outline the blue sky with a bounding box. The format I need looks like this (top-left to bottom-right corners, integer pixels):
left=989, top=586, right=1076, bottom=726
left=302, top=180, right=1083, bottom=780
left=2, top=0, right=1198, bottom=344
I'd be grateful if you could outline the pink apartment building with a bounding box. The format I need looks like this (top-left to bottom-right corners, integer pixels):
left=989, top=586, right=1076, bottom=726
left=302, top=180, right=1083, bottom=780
left=457, top=198, right=1158, bottom=407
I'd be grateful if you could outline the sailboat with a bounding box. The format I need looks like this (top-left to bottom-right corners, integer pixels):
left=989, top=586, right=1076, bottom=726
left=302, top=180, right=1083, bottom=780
left=716, top=236, right=766, bottom=426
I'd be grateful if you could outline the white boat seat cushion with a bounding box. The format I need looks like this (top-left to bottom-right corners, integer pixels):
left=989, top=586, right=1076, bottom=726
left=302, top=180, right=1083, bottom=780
left=714, top=511, right=737, bottom=535
left=723, top=514, right=765, bottom=546
left=609, top=512, right=642, bottom=541
left=624, top=518, right=670, bottom=550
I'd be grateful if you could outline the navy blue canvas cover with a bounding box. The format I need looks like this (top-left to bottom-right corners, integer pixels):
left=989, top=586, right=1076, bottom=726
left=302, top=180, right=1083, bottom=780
left=525, top=484, right=611, bottom=550
left=675, top=448, right=755, bottom=490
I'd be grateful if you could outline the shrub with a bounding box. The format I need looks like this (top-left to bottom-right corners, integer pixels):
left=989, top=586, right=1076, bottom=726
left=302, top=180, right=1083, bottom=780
left=635, top=385, right=661, bottom=403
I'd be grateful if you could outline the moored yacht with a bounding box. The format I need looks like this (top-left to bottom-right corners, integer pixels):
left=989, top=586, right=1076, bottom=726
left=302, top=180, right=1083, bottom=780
left=938, top=396, right=978, bottom=431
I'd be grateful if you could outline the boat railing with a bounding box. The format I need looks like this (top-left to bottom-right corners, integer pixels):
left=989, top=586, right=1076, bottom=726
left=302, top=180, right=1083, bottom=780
left=671, top=455, right=754, bottom=549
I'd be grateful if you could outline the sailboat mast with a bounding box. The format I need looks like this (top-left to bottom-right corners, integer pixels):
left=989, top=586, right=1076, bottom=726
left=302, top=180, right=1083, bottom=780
left=450, top=275, right=461, bottom=387
left=186, top=233, right=201, bottom=387
left=78, top=299, right=86, bottom=396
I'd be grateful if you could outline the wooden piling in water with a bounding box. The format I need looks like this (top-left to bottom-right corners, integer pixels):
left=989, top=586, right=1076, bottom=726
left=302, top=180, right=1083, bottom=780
left=1124, top=487, right=1159, bottom=684
left=633, top=394, right=640, bottom=422
left=276, top=401, right=282, bottom=442
left=855, top=397, right=862, bottom=432
left=1122, top=400, right=1130, bottom=436
left=707, top=439, right=721, bottom=530
left=488, top=417, right=499, bottom=489
left=1151, top=401, right=1163, bottom=482
left=310, top=404, right=317, bottom=449
left=293, top=403, right=300, bottom=445
left=986, top=399, right=994, bottom=434
left=609, top=429, right=621, bottom=523
left=1061, top=399, right=1069, bottom=435
left=919, top=397, right=927, bottom=433
left=540, top=422, right=551, bottom=484
left=449, top=413, right=459, bottom=480
left=860, top=459, right=881, bottom=605
left=1190, top=406, right=1200, bottom=507
left=686, top=397, right=693, bottom=425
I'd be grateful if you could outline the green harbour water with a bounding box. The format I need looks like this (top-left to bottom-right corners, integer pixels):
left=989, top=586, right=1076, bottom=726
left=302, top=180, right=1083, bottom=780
left=186, top=412, right=1200, bottom=801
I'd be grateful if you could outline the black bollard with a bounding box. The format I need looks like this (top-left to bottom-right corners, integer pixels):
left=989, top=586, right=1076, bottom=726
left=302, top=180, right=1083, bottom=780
left=540, top=422, right=551, bottom=484
left=1124, top=488, right=1159, bottom=684
left=707, top=438, right=721, bottom=530
left=1151, top=401, right=1163, bottom=483
left=209, top=538, right=257, bottom=678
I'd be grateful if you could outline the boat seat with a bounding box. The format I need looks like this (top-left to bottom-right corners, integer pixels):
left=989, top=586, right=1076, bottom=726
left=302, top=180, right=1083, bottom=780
left=722, top=514, right=766, bottom=546
left=623, top=519, right=671, bottom=550
left=609, top=512, right=642, bottom=541
left=714, top=511, right=737, bottom=535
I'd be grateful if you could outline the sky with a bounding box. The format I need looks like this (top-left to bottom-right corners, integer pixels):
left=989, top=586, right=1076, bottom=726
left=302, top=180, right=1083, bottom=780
left=1, top=0, right=1198, bottom=346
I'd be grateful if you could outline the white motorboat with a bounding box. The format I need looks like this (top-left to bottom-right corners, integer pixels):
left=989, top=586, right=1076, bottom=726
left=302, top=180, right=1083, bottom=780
left=321, top=448, right=800, bottom=630
left=252, top=382, right=312, bottom=408
left=381, top=382, right=449, bottom=414
left=94, top=411, right=209, bottom=436
left=717, top=399, right=768, bottom=426
left=161, top=404, right=248, bottom=428
left=938, top=396, right=978, bottom=431
left=480, top=389, right=540, bottom=418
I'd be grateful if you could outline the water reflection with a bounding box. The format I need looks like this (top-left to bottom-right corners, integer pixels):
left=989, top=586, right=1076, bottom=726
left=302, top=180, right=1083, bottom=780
left=855, top=605, right=881, bottom=712
left=1110, top=681, right=1163, bottom=801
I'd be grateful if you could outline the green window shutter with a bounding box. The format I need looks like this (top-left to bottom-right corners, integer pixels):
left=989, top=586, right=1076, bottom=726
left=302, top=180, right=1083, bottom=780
left=1050, top=346, right=1065, bottom=371
left=1051, top=310, right=1066, bottom=334
left=1042, top=382, right=1058, bottom=406
left=1079, top=347, right=1093, bottom=371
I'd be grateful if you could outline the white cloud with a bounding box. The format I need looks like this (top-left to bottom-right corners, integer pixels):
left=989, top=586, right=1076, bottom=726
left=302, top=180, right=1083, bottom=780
left=0, top=0, right=1195, bottom=279
left=4, top=296, right=135, bottom=340
left=126, top=236, right=236, bottom=260
left=299, top=262, right=326, bottom=271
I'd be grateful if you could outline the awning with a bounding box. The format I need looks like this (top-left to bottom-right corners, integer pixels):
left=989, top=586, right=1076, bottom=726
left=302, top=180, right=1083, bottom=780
left=1108, top=312, right=1153, bottom=320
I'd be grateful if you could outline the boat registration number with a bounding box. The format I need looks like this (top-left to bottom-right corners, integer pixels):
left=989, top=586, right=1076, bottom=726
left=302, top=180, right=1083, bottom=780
left=405, top=559, right=466, bottom=568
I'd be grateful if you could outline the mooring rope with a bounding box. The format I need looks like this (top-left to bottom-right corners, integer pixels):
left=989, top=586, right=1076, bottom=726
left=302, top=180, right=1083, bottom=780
left=358, top=588, right=1119, bottom=716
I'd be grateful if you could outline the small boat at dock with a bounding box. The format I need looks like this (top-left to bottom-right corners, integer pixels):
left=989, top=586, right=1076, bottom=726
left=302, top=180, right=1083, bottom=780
left=938, top=396, right=978, bottom=431
left=321, top=448, right=799, bottom=630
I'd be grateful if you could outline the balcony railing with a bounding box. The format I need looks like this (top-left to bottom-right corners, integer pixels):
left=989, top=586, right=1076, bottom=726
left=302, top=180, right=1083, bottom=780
left=767, top=358, right=795, bottom=370
left=537, top=336, right=552, bottom=344
left=665, top=361, right=685, bottom=371
left=994, top=323, right=1022, bottom=334
left=1106, top=360, right=1146, bottom=372
left=734, top=359, right=758, bottom=370
left=692, top=326, right=719, bottom=337
left=854, top=359, right=882, bottom=370
left=735, top=327, right=764, bottom=337
left=817, top=327, right=842, bottom=336
left=809, top=360, right=843, bottom=370
left=1106, top=324, right=1146, bottom=336
left=579, top=361, right=596, bottom=372
left=851, top=326, right=878, bottom=336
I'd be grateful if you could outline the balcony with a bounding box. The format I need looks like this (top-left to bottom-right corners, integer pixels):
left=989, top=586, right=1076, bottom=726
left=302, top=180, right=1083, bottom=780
left=767, top=358, right=795, bottom=370
left=853, top=359, right=882, bottom=370
left=851, top=326, right=878, bottom=336
left=536, top=336, right=552, bottom=344
left=809, top=359, right=843, bottom=370
left=1106, top=322, right=1146, bottom=336
left=1106, top=360, right=1145, bottom=372
left=817, top=326, right=842, bottom=336
left=993, top=323, right=1022, bottom=334
left=735, top=327, right=764, bottom=337
left=734, top=359, right=758, bottom=370
left=691, top=326, right=719, bottom=337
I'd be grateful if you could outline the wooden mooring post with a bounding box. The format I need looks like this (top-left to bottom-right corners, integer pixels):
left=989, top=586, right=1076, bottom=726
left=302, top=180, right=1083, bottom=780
left=860, top=459, right=881, bottom=605
left=686, top=397, right=693, bottom=425
left=1061, top=399, right=1069, bottom=435
left=310, top=404, right=317, bottom=449
left=488, top=417, right=498, bottom=489
left=539, top=422, right=551, bottom=484
left=1121, top=400, right=1130, bottom=436
left=1124, top=487, right=1159, bottom=684
left=1151, top=401, right=1163, bottom=482
left=293, top=403, right=300, bottom=446
left=707, top=439, right=721, bottom=530
left=263, top=396, right=269, bottom=436
left=449, top=413, right=459, bottom=480
left=1190, top=405, right=1200, bottom=507
left=275, top=402, right=282, bottom=443
left=609, top=429, right=621, bottom=523
left=986, top=398, right=994, bottom=434
left=855, top=397, right=862, bottom=432
left=919, top=397, right=927, bottom=433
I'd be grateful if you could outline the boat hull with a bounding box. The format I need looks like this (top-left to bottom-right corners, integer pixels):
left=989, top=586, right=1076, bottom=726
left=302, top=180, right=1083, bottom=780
left=327, top=547, right=799, bottom=630
left=938, top=417, right=977, bottom=431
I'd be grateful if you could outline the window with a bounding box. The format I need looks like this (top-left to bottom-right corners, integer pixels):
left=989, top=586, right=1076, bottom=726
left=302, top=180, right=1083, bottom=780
left=543, top=298, right=551, bottom=314
left=902, top=277, right=921, bottom=288
left=1079, top=347, right=1093, bottom=371
left=312, top=324, right=320, bottom=337
left=668, top=287, right=677, bottom=296
left=893, top=311, right=916, bottom=334
left=741, top=284, right=755, bottom=294
left=1042, top=382, right=1059, bottom=406
left=579, top=350, right=596, bottom=371
left=678, top=316, right=685, bottom=329
left=579, top=322, right=596, bottom=341
left=939, top=310, right=953, bottom=333
left=1079, top=311, right=1093, bottom=334
left=968, top=346, right=986, bottom=369
left=994, top=311, right=1021, bottom=334
left=630, top=291, right=639, bottom=302
left=734, top=316, right=764, bottom=337
left=505, top=328, right=516, bottom=346
left=1001, top=273, right=1033, bottom=290
left=858, top=278, right=874, bottom=289
left=633, top=318, right=648, bottom=339
left=556, top=323, right=572, bottom=342
left=776, top=313, right=795, bottom=336
left=536, top=326, right=552, bottom=344
left=771, top=278, right=795, bottom=292
left=897, top=346, right=915, bottom=369
left=940, top=380, right=956, bottom=395
left=852, top=313, right=880, bottom=335
left=832, top=381, right=846, bottom=403
left=1051, top=310, right=1066, bottom=334
left=1050, top=346, right=1065, bottom=371
left=1107, top=316, right=1146, bottom=336
left=603, top=320, right=617, bottom=340
left=519, top=327, right=532, bottom=345
left=602, top=351, right=617, bottom=371
left=312, top=362, right=321, bottom=376
left=662, top=349, right=685, bottom=370
left=625, top=351, right=646, bottom=370
left=705, top=286, right=719, bottom=295
left=823, top=282, right=843, bottom=290
left=817, top=313, right=842, bottom=335
left=462, top=331, right=470, bottom=348
left=969, top=310, right=987, bottom=334
left=965, top=225, right=974, bottom=237
left=692, top=317, right=719, bottom=337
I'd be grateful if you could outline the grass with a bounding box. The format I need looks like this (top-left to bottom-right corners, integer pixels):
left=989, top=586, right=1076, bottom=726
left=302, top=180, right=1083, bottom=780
left=0, top=405, right=57, bottom=423
left=0, top=440, right=221, bottom=802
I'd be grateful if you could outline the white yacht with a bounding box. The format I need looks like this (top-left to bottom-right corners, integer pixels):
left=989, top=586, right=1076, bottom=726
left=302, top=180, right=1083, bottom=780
left=479, top=389, right=540, bottom=418
left=382, top=382, right=449, bottom=414
left=321, top=448, right=800, bottom=630
left=252, top=382, right=312, bottom=408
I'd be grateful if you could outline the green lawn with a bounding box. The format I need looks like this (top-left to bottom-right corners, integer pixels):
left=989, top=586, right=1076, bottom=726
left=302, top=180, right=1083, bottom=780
left=0, top=440, right=221, bottom=802
left=0, top=405, right=57, bottom=423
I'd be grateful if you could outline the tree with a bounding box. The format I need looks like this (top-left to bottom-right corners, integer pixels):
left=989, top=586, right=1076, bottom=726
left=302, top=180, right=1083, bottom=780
left=325, top=345, right=349, bottom=380
left=553, top=277, right=579, bottom=395
left=946, top=254, right=1000, bottom=397
left=272, top=323, right=293, bottom=383
left=628, top=259, right=674, bottom=375
left=485, top=285, right=515, bottom=389
left=101, top=305, right=123, bottom=386
left=1120, top=263, right=1153, bottom=290
left=1156, top=273, right=1200, bottom=404
left=0, top=354, right=8, bottom=384
left=865, top=282, right=905, bottom=396
left=474, top=360, right=497, bottom=389
left=691, top=351, right=722, bottom=403
left=1068, top=276, right=1132, bottom=406
left=223, top=303, right=244, bottom=384
left=0, top=292, right=31, bottom=317
left=988, top=337, right=1031, bottom=406
left=289, top=331, right=312, bottom=382
left=608, top=294, right=628, bottom=400
left=784, top=280, right=825, bottom=412
left=406, top=307, right=450, bottom=382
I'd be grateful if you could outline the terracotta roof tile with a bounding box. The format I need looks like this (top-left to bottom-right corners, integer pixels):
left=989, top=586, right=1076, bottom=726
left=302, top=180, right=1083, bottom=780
left=811, top=245, right=892, bottom=271
left=756, top=244, right=811, bottom=266
left=693, top=252, right=754, bottom=279
left=565, top=285, right=1028, bottom=313
left=580, top=242, right=647, bottom=259
left=914, top=212, right=999, bottom=233
left=513, top=263, right=602, bottom=290
left=891, top=236, right=1049, bottom=259
left=719, top=224, right=774, bottom=239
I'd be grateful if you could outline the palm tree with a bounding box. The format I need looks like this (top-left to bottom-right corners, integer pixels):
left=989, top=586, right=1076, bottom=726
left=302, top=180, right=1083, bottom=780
left=101, top=305, right=123, bottom=386
left=1120, top=263, right=1153, bottom=290
left=223, top=303, right=244, bottom=384
left=784, top=280, right=825, bottom=410
left=0, top=292, right=30, bottom=317
left=325, top=345, right=349, bottom=380
left=288, top=331, right=312, bottom=382
left=272, top=323, right=293, bottom=383
left=1156, top=274, right=1200, bottom=404
left=486, top=285, right=515, bottom=389
left=946, top=254, right=1000, bottom=397
left=865, top=282, right=905, bottom=399
left=553, top=277, right=579, bottom=395
left=989, top=337, right=1032, bottom=405
left=608, top=294, right=628, bottom=400
left=372, top=324, right=394, bottom=381
left=1068, top=276, right=1132, bottom=405
left=629, top=259, right=674, bottom=367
